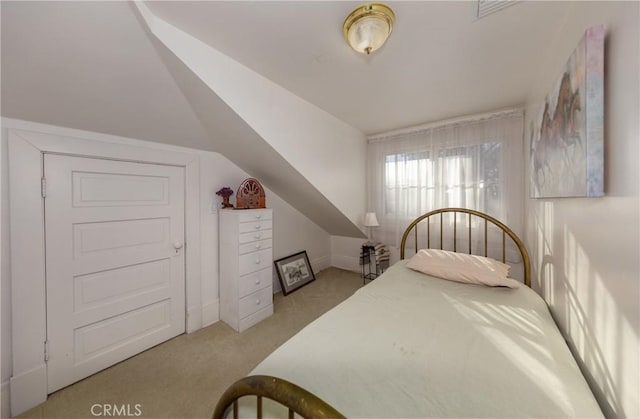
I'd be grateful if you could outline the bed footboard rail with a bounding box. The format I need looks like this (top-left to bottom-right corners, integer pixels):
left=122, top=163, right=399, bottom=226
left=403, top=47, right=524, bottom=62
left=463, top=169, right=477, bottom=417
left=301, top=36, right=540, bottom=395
left=212, top=375, right=345, bottom=419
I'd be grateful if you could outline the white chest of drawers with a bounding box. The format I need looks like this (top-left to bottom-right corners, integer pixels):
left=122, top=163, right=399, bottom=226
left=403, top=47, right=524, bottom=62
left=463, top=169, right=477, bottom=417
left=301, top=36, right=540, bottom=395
left=219, top=208, right=273, bottom=332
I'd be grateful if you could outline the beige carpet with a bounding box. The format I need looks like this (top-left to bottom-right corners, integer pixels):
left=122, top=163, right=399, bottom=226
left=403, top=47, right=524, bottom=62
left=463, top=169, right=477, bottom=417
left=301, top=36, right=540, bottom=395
left=19, top=268, right=363, bottom=419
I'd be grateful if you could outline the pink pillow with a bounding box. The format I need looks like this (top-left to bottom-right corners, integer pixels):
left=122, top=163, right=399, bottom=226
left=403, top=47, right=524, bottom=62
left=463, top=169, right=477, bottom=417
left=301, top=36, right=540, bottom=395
left=406, top=249, right=519, bottom=288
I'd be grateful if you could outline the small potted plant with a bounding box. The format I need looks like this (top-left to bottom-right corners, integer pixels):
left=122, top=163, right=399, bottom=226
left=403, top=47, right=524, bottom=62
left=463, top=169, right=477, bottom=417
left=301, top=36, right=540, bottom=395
left=216, top=187, right=234, bottom=208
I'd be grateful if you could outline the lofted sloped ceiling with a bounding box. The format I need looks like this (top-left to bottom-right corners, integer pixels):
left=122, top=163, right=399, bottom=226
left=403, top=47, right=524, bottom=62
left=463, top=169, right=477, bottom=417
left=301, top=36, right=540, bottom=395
left=1, top=1, right=365, bottom=237
left=1, top=1, right=211, bottom=150
left=2, top=1, right=576, bottom=236
left=144, top=1, right=573, bottom=134
left=137, top=9, right=364, bottom=236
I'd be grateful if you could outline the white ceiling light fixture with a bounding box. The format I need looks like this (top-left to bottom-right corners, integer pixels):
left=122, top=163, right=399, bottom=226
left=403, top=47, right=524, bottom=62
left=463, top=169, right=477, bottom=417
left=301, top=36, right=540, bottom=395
left=343, top=3, right=395, bottom=55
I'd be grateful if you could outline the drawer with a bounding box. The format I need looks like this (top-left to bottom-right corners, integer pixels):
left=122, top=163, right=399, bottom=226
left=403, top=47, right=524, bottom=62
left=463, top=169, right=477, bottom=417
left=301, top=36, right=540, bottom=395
left=239, top=239, right=272, bottom=255
left=239, top=220, right=272, bottom=234
left=239, top=304, right=273, bottom=332
left=239, top=229, right=273, bottom=244
left=239, top=248, right=272, bottom=276
left=239, top=268, right=272, bottom=298
left=239, top=210, right=272, bottom=223
left=239, top=286, right=273, bottom=319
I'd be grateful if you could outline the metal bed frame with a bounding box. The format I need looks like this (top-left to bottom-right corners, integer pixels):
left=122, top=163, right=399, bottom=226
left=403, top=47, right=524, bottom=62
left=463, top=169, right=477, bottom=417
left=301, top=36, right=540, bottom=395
left=399, top=208, right=531, bottom=287
left=213, top=208, right=532, bottom=418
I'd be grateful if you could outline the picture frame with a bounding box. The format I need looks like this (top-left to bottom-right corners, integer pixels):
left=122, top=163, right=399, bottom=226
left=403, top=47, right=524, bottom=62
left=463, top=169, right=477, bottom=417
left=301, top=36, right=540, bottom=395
left=274, top=251, right=316, bottom=296
left=530, top=24, right=604, bottom=198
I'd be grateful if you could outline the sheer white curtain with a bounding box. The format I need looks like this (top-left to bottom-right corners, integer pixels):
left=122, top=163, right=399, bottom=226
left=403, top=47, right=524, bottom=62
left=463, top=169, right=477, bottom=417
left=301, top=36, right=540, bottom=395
left=367, top=111, right=524, bottom=247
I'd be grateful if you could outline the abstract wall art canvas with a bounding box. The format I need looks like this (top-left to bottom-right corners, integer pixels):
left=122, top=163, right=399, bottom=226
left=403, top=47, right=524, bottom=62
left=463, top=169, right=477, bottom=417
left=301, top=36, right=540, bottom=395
left=530, top=25, right=605, bottom=198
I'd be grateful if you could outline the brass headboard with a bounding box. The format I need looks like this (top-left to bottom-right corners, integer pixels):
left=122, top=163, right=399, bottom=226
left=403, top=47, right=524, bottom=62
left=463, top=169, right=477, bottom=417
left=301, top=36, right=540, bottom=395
left=399, top=208, right=531, bottom=287
left=213, top=375, right=345, bottom=419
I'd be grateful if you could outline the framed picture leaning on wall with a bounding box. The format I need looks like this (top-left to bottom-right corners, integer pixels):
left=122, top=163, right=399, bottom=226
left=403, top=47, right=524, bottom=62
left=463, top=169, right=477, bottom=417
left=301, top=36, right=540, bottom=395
left=274, top=251, right=316, bottom=295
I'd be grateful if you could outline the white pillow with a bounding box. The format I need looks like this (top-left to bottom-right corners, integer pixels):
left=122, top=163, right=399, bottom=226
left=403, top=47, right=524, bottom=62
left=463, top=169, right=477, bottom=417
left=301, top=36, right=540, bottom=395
left=406, top=249, right=519, bottom=288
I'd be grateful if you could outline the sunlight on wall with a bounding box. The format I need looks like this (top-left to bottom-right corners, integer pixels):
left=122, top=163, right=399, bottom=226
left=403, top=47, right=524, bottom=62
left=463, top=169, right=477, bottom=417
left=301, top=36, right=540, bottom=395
left=562, top=225, right=637, bottom=417
left=524, top=2, right=639, bottom=415
left=531, top=199, right=639, bottom=417
left=534, top=201, right=555, bottom=305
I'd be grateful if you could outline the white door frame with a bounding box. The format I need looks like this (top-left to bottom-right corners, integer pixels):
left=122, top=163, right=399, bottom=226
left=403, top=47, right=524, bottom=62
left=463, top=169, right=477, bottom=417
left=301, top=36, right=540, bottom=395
left=7, top=124, right=201, bottom=416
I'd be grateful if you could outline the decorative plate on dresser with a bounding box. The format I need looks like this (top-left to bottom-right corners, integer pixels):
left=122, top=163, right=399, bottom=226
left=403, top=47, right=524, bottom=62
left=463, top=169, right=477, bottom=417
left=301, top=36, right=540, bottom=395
left=219, top=208, right=273, bottom=332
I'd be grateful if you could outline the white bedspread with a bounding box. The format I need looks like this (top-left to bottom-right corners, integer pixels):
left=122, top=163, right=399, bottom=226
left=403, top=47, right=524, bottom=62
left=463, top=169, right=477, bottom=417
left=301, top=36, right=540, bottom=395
left=250, top=262, right=603, bottom=418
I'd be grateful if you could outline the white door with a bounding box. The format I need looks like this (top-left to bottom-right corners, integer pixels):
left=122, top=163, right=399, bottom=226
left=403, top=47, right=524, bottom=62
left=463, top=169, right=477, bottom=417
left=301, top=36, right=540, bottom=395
left=44, top=154, right=186, bottom=393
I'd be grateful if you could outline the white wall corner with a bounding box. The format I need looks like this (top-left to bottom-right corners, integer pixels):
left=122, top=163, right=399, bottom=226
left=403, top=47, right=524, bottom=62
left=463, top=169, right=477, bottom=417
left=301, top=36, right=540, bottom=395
left=330, top=255, right=360, bottom=273
left=330, top=236, right=366, bottom=273
left=201, top=300, right=220, bottom=328
left=312, top=255, right=331, bottom=273
left=1, top=380, right=10, bottom=419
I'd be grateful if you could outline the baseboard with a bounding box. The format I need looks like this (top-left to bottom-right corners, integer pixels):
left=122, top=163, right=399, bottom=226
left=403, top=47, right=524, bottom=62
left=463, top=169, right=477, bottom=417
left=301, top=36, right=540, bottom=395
left=186, top=306, right=202, bottom=334
left=201, top=300, right=220, bottom=328
left=10, top=364, right=47, bottom=417
left=330, top=254, right=360, bottom=273
left=311, top=255, right=331, bottom=273
left=2, top=380, right=10, bottom=419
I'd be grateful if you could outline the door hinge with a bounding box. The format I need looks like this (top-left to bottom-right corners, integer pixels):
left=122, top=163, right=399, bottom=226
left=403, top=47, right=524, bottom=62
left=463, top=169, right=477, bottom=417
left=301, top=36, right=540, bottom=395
left=44, top=340, right=49, bottom=362
left=41, top=177, right=47, bottom=198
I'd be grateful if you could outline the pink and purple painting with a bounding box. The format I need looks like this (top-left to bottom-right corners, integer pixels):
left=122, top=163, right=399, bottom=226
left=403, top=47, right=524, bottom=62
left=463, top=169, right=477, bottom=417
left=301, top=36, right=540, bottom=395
left=530, top=25, right=604, bottom=198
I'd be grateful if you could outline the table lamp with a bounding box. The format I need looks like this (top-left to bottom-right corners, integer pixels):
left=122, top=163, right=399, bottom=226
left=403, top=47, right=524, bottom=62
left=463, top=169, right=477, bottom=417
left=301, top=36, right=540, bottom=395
left=363, top=212, right=379, bottom=244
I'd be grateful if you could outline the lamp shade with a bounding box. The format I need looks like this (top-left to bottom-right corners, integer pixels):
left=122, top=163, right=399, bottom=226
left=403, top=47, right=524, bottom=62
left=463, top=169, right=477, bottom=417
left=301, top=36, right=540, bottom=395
left=364, top=212, right=380, bottom=227
left=343, top=3, right=395, bottom=55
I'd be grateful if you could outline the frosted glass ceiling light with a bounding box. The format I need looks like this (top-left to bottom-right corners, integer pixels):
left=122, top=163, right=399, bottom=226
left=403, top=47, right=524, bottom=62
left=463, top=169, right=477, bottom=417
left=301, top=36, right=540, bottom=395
left=343, top=3, right=395, bottom=55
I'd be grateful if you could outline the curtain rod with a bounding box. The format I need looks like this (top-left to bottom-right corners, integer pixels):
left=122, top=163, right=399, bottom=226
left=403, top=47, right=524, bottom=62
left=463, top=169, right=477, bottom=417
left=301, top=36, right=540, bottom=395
left=367, top=108, right=523, bottom=143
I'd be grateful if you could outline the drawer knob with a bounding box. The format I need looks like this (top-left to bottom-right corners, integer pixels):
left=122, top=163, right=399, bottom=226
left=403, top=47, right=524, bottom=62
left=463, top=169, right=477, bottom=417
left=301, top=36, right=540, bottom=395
left=254, top=225, right=261, bottom=230
left=255, top=259, right=261, bottom=264
left=255, top=299, right=261, bottom=305
left=254, top=233, right=262, bottom=239
left=255, top=244, right=261, bottom=249
left=255, top=279, right=261, bottom=285
left=255, top=214, right=262, bottom=219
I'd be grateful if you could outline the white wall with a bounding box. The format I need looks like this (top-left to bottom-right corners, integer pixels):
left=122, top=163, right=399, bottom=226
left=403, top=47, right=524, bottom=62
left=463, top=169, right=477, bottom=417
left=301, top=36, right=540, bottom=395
left=1, top=129, right=11, bottom=419
left=0, top=119, right=330, bottom=415
left=524, top=3, right=639, bottom=418
left=330, top=236, right=365, bottom=273
left=0, top=124, right=7, bottom=419
left=198, top=152, right=331, bottom=297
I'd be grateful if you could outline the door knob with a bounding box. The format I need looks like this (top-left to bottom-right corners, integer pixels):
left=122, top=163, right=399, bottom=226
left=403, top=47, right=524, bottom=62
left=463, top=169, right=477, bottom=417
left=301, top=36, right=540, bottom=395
left=173, top=242, right=183, bottom=250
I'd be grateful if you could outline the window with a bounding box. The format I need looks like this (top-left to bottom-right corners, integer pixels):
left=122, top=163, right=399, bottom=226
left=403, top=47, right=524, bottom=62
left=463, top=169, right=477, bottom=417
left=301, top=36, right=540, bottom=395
left=384, top=142, right=502, bottom=218
left=367, top=112, right=524, bottom=246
